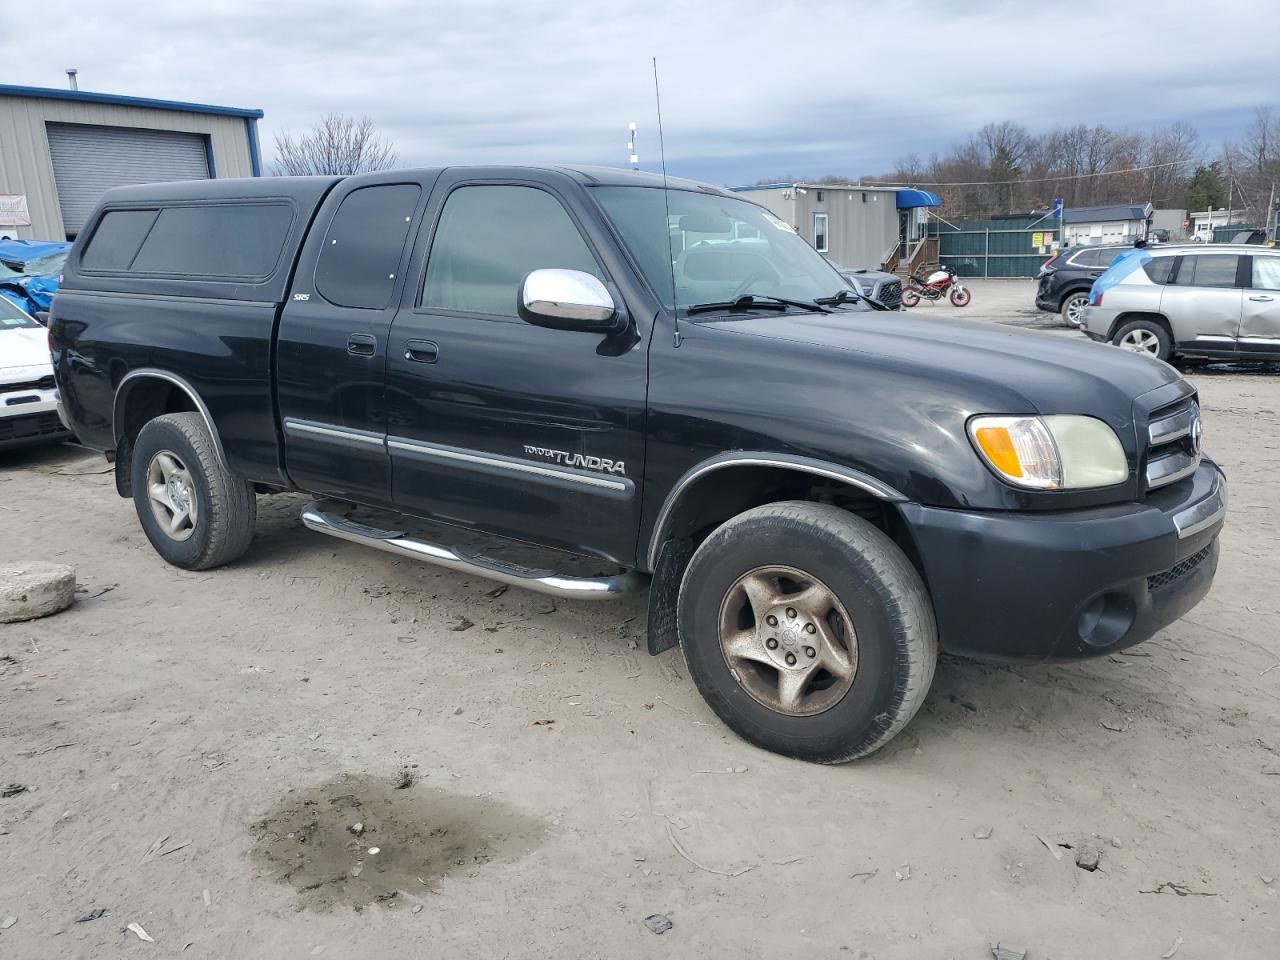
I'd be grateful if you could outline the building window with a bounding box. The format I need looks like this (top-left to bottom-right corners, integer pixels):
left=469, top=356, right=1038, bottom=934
left=816, top=190, right=825, bottom=202
left=813, top=213, right=829, bottom=253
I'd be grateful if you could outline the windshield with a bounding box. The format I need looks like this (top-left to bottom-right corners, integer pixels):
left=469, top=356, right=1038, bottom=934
left=592, top=186, right=852, bottom=312
left=0, top=297, right=39, bottom=327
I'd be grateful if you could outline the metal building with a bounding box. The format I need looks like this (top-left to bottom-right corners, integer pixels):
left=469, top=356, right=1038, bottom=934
left=729, top=182, right=940, bottom=273
left=0, top=84, right=263, bottom=241
left=1061, top=202, right=1153, bottom=248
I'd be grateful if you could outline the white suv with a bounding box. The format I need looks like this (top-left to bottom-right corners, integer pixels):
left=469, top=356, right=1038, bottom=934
left=1082, top=244, right=1280, bottom=362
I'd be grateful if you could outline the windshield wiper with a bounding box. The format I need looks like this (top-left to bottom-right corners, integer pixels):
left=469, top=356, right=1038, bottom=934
left=815, top=289, right=888, bottom=311
left=685, top=294, right=831, bottom=315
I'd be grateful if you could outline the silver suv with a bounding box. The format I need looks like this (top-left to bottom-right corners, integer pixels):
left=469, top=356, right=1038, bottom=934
left=1082, top=244, right=1280, bottom=361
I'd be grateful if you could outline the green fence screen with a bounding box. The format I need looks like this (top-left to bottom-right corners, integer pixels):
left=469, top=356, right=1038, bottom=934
left=929, top=217, right=1058, bottom=278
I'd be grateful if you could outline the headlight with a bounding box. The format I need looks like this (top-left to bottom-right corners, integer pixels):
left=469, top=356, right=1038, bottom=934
left=968, top=414, right=1128, bottom=490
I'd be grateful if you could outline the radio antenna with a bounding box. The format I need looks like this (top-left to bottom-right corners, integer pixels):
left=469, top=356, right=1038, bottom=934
left=653, top=57, right=681, bottom=347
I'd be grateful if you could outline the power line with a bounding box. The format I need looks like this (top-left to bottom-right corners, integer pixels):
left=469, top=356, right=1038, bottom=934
left=870, top=156, right=1205, bottom=189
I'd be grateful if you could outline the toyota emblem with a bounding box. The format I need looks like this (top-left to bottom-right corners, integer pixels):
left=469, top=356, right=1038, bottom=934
left=1189, top=406, right=1202, bottom=457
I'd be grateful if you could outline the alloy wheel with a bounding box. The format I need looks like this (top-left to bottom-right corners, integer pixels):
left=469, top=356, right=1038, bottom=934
left=717, top=565, right=858, bottom=716
left=1119, top=329, right=1161, bottom=355
left=146, top=449, right=199, bottom=541
left=1064, top=296, right=1086, bottom=326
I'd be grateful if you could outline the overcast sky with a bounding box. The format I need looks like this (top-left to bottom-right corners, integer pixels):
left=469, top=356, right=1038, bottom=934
left=4, top=0, right=1276, bottom=185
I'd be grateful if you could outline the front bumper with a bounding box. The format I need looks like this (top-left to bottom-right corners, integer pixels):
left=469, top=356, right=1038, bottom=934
left=900, top=460, right=1226, bottom=662
left=0, top=388, right=72, bottom=451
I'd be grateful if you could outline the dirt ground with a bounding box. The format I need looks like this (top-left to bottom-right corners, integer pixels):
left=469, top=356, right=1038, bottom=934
left=2, top=280, right=1278, bottom=959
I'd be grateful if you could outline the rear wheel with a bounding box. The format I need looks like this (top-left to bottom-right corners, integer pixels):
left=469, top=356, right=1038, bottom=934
left=130, top=413, right=257, bottom=570
left=901, top=287, right=920, bottom=308
left=677, top=502, right=937, bottom=763
left=949, top=286, right=971, bottom=307
left=1111, top=319, right=1171, bottom=361
left=1061, top=292, right=1088, bottom=328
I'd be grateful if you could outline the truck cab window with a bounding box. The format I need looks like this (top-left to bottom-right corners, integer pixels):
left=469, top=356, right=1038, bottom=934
left=315, top=184, right=421, bottom=309
left=421, top=185, right=602, bottom=317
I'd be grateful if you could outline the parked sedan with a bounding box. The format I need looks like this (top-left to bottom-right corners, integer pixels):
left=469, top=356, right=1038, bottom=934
left=1, top=298, right=73, bottom=451
left=1035, top=245, right=1131, bottom=327
left=1082, top=244, right=1280, bottom=362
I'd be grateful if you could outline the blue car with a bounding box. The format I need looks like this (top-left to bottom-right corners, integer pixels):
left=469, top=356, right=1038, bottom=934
left=0, top=239, right=71, bottom=317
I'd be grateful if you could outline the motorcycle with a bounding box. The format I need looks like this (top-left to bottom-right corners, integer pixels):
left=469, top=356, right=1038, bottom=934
left=900, top=265, right=971, bottom=308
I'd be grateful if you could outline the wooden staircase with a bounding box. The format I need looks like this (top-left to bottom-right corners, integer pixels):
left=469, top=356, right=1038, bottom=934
left=881, top=237, right=938, bottom=278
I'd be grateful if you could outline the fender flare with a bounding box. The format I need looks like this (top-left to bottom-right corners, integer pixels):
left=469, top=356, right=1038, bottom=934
left=112, top=368, right=230, bottom=471
left=645, top=451, right=907, bottom=570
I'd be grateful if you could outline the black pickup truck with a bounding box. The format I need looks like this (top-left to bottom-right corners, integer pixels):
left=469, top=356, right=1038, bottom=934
left=49, top=166, right=1226, bottom=762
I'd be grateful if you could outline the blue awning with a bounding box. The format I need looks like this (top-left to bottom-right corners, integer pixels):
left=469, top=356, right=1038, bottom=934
left=895, top=189, right=940, bottom=209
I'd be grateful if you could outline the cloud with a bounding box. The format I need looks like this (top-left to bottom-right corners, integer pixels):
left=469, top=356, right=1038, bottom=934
left=4, top=0, right=1276, bottom=184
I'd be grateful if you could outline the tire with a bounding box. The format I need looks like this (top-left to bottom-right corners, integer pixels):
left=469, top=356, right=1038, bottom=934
left=1111, top=318, right=1171, bottom=361
left=1060, top=292, right=1088, bottom=328
left=949, top=286, right=971, bottom=307
left=900, top=287, right=920, bottom=308
left=130, top=412, right=257, bottom=570
left=677, top=501, right=938, bottom=763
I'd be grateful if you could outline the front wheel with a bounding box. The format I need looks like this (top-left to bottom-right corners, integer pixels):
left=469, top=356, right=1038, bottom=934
left=131, top=413, right=257, bottom=570
left=900, top=287, right=920, bottom=308
left=949, top=285, right=971, bottom=307
left=677, top=502, right=938, bottom=763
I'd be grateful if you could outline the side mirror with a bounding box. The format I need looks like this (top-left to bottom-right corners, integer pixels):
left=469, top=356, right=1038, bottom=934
left=519, top=269, right=624, bottom=334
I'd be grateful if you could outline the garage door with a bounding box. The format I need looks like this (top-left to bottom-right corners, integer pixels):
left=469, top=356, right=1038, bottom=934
left=46, top=123, right=210, bottom=236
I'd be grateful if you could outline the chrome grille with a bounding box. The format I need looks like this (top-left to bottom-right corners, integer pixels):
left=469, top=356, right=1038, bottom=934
left=1145, top=395, right=1201, bottom=491
left=878, top=279, right=902, bottom=310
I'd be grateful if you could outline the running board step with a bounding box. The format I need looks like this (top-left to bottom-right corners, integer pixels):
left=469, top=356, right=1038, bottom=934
left=300, top=502, right=646, bottom=600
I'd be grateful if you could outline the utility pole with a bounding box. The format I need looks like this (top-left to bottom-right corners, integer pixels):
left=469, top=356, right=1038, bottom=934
left=1267, top=181, right=1277, bottom=243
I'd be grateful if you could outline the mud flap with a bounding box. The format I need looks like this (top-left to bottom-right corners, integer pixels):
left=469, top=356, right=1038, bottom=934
left=646, top=537, right=693, bottom=655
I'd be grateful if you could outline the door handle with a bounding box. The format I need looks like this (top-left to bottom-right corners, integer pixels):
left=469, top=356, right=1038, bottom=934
left=1249, top=295, right=1275, bottom=302
left=405, top=339, right=439, bottom=363
left=347, top=333, right=377, bottom=356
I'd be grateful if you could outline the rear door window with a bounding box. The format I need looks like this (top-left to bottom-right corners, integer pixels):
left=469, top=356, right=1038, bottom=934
left=130, top=203, right=294, bottom=279
left=314, top=185, right=422, bottom=310
left=1251, top=255, right=1280, bottom=291
left=1173, top=254, right=1241, bottom=289
left=421, top=185, right=602, bottom=317
left=80, top=209, right=159, bottom=271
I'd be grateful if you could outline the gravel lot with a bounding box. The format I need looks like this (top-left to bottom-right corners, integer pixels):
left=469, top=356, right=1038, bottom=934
left=2, top=280, right=1277, bottom=959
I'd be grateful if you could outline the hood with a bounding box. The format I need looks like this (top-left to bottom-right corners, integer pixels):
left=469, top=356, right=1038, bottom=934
left=0, top=239, right=71, bottom=269
left=700, top=308, right=1179, bottom=427
left=0, top=327, right=54, bottom=375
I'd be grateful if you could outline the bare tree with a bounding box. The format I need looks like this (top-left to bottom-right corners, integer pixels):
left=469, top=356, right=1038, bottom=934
left=271, top=114, right=398, bottom=176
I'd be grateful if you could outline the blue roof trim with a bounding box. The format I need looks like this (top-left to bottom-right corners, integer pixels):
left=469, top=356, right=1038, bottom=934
left=0, top=84, right=264, bottom=119
left=245, top=118, right=262, bottom=177
left=896, top=189, right=940, bottom=209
